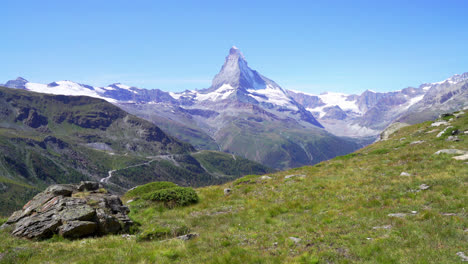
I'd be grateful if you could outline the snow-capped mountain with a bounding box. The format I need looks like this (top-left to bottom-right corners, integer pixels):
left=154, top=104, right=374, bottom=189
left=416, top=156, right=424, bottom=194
left=2, top=47, right=361, bottom=169
left=3, top=47, right=467, bottom=168
left=288, top=73, right=468, bottom=137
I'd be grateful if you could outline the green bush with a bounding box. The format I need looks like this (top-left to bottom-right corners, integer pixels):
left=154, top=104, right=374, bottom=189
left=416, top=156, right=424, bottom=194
left=142, top=187, right=199, bottom=208
left=125, top=181, right=178, bottom=198
left=0, top=218, right=7, bottom=226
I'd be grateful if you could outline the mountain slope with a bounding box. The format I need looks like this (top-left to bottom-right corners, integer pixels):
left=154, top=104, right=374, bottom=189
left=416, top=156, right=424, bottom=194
left=0, top=86, right=272, bottom=215
left=1, top=109, right=466, bottom=263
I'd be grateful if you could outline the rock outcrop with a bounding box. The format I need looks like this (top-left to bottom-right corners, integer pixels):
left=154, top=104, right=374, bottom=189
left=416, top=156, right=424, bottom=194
left=1, top=181, right=133, bottom=240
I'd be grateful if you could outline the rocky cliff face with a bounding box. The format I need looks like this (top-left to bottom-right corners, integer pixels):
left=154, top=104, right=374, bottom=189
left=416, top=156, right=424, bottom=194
left=1, top=182, right=132, bottom=240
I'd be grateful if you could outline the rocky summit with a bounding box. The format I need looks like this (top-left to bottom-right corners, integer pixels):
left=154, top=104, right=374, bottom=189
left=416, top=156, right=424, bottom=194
left=1, top=181, right=133, bottom=240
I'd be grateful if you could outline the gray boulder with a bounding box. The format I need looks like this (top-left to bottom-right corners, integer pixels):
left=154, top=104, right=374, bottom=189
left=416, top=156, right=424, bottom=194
left=1, top=181, right=132, bottom=240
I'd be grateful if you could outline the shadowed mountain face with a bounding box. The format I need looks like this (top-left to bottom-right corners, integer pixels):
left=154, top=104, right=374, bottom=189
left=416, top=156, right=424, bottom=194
left=0, top=86, right=272, bottom=216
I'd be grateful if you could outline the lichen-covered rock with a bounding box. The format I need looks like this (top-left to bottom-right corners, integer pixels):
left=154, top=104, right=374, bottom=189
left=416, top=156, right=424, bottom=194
left=1, top=181, right=132, bottom=240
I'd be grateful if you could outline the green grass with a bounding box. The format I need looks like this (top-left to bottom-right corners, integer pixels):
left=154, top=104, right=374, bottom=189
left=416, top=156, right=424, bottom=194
left=0, top=111, right=467, bottom=263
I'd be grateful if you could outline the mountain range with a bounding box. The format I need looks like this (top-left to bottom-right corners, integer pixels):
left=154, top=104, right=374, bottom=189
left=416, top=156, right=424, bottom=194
left=3, top=47, right=468, bottom=169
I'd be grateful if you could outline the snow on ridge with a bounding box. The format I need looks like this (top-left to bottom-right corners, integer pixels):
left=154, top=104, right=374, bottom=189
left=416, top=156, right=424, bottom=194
left=247, top=84, right=298, bottom=111
left=25, top=82, right=116, bottom=103
left=195, top=84, right=235, bottom=101
left=317, top=92, right=361, bottom=114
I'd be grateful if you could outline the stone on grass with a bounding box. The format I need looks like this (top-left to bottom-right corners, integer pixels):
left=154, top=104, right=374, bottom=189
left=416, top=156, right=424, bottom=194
left=456, top=252, right=468, bottom=262
left=431, top=121, right=449, bottom=127
left=289, top=237, right=301, bottom=244
left=224, top=188, right=232, bottom=196
left=2, top=181, right=132, bottom=240
left=410, top=140, right=425, bottom=145
left=436, top=126, right=453, bottom=138
left=388, top=213, right=407, bottom=218
left=446, top=136, right=460, bottom=142
left=284, top=174, right=306, bottom=179
left=419, top=184, right=430, bottom=190
left=453, top=154, right=468, bottom=161
left=177, top=233, right=199, bottom=241
left=434, top=149, right=468, bottom=155
left=260, top=175, right=272, bottom=180
left=400, top=172, right=411, bottom=177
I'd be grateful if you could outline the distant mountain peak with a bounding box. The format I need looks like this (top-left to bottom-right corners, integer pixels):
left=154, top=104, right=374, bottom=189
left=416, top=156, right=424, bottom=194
left=210, top=47, right=265, bottom=91
left=15, top=77, right=28, bottom=82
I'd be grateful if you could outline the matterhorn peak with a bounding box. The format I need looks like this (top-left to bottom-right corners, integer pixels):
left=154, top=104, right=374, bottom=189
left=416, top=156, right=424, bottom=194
left=210, top=47, right=265, bottom=91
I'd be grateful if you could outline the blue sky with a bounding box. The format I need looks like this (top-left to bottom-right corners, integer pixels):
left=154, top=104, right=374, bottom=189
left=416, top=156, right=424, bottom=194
left=2, top=0, right=468, bottom=94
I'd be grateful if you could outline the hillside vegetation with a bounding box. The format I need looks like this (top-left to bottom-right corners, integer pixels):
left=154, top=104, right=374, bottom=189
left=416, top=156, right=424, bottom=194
left=0, top=87, right=272, bottom=215
left=0, top=109, right=467, bottom=263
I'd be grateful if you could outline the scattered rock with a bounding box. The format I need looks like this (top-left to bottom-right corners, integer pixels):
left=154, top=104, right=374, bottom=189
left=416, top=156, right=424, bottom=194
left=451, top=129, right=460, bottom=135
left=419, top=184, right=430, bottom=190
left=446, top=136, right=460, bottom=142
left=410, top=140, right=425, bottom=145
left=284, top=174, right=306, bottom=179
left=388, top=213, right=407, bottom=218
left=411, top=211, right=418, bottom=214
left=441, top=213, right=457, bottom=216
left=176, top=233, right=199, bottom=241
left=399, top=137, right=407, bottom=141
left=453, top=154, right=468, bottom=161
left=400, top=172, right=411, bottom=177
left=2, top=181, right=132, bottom=240
left=434, top=149, right=468, bottom=155
left=224, top=188, right=232, bottom=196
left=454, top=111, right=465, bottom=117
left=121, top=234, right=135, bottom=240
left=465, top=130, right=468, bottom=135
left=426, top=129, right=439, bottom=134
left=289, top=237, right=301, bottom=244
left=431, top=121, right=449, bottom=127
left=372, top=225, right=392, bottom=230
left=436, top=126, right=453, bottom=138
left=273, top=242, right=278, bottom=247
left=457, top=252, right=468, bottom=262
left=260, top=175, right=272, bottom=180
left=380, top=122, right=410, bottom=141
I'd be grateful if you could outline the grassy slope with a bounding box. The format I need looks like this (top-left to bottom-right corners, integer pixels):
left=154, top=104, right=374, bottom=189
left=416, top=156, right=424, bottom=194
left=0, top=111, right=467, bottom=263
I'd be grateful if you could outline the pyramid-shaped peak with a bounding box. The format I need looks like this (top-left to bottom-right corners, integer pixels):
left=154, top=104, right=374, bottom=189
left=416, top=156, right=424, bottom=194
left=228, top=46, right=245, bottom=60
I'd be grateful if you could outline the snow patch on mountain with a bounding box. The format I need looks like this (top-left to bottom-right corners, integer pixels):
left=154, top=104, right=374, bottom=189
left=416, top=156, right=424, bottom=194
left=25, top=81, right=116, bottom=102
left=196, top=84, right=235, bottom=101
left=247, top=84, right=298, bottom=110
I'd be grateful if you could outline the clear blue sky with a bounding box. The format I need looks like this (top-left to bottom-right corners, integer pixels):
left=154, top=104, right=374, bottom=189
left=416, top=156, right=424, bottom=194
left=2, top=0, right=468, bottom=94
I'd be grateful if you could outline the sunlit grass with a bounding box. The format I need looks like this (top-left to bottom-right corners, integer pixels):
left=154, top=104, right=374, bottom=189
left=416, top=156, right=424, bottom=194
left=1, top=112, right=467, bottom=263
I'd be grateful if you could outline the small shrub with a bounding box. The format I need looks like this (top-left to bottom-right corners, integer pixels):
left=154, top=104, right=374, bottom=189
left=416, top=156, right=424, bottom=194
left=142, top=187, right=199, bottom=208
left=0, top=218, right=7, bottom=226
left=126, top=181, right=178, bottom=198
